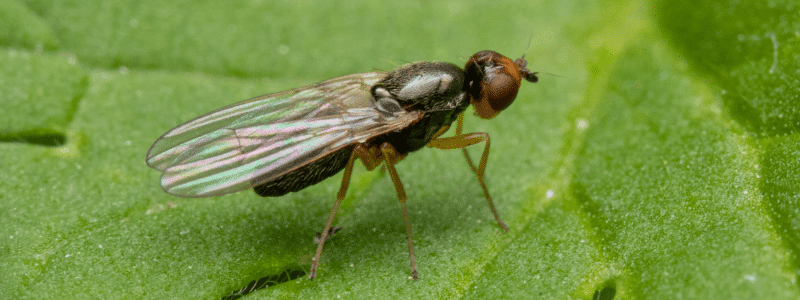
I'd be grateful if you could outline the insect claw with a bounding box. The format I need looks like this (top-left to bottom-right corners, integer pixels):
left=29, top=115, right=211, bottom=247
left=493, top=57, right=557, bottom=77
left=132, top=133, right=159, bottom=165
left=308, top=270, right=317, bottom=280
left=499, top=221, right=510, bottom=232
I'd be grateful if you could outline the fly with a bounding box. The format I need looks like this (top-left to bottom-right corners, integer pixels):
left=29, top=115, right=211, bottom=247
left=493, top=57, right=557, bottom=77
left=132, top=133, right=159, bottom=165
left=146, top=50, right=538, bottom=280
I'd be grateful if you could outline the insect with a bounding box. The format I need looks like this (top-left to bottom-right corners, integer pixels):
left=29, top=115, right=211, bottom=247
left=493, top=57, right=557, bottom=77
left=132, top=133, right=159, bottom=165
left=146, top=50, right=538, bottom=280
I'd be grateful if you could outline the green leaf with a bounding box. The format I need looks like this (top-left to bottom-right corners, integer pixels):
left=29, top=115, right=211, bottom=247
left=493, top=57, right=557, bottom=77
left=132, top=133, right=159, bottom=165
left=1, top=0, right=798, bottom=299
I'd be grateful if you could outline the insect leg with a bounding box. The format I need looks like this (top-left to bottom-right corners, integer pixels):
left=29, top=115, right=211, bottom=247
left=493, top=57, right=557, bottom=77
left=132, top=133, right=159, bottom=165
left=430, top=125, right=451, bottom=140
left=454, top=113, right=480, bottom=175
left=353, top=143, right=383, bottom=171
left=379, top=142, right=419, bottom=279
left=309, top=148, right=359, bottom=280
left=427, top=130, right=509, bottom=232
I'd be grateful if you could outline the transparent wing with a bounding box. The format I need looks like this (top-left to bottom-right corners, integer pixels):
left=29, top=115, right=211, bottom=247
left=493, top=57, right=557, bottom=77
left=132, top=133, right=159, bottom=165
left=146, top=72, right=423, bottom=197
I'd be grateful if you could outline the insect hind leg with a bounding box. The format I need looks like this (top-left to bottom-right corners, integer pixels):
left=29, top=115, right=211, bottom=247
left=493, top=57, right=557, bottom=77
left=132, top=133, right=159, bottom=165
left=379, top=142, right=419, bottom=279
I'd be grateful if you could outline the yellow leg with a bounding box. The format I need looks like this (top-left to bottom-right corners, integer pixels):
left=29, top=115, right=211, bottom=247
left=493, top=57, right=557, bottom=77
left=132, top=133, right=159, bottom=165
left=455, top=113, right=480, bottom=175
left=380, top=142, right=419, bottom=279
left=353, top=144, right=383, bottom=170
left=309, top=149, right=358, bottom=280
left=428, top=127, right=509, bottom=232
left=430, top=125, right=451, bottom=140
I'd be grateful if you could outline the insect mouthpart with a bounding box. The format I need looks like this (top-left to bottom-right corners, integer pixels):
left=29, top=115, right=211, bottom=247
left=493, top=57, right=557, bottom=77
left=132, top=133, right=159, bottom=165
left=464, top=50, right=538, bottom=119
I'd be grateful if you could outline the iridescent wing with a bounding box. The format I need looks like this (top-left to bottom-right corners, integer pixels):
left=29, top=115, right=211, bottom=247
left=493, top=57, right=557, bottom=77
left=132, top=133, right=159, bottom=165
left=146, top=72, right=423, bottom=197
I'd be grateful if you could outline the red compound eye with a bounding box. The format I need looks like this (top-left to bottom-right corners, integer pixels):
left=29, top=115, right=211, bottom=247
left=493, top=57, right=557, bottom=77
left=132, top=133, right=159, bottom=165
left=464, top=50, right=538, bottom=119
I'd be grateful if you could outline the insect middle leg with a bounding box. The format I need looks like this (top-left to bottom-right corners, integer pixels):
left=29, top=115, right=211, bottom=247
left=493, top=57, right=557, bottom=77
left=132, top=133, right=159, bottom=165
left=379, top=142, right=419, bottom=279
left=427, top=115, right=509, bottom=232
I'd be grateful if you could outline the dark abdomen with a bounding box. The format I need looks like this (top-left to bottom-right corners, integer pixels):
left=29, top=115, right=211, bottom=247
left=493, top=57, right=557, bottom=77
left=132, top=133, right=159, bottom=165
left=253, top=146, right=353, bottom=197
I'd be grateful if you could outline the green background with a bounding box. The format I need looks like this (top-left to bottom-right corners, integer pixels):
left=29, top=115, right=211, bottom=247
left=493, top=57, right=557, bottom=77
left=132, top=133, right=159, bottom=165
left=2, top=0, right=799, bottom=299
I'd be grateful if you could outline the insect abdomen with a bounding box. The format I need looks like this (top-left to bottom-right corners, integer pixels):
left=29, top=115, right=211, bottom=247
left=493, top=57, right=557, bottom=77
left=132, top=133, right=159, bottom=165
left=253, top=146, right=353, bottom=197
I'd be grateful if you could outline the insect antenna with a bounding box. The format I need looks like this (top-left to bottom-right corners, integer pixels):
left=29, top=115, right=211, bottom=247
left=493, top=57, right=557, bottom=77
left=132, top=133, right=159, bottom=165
left=537, top=71, right=567, bottom=79
left=519, top=33, right=535, bottom=60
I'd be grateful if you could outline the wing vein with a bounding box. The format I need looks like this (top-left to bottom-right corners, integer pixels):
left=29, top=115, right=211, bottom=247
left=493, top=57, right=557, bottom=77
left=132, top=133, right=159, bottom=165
left=146, top=72, right=424, bottom=197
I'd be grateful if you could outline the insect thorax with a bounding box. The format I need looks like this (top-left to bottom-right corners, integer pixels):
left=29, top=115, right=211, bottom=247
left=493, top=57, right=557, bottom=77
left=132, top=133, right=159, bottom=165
left=368, top=61, right=470, bottom=154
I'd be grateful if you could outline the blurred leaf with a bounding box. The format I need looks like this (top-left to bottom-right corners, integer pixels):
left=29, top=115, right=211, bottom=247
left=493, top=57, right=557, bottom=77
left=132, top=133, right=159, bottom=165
left=658, top=0, right=800, bottom=136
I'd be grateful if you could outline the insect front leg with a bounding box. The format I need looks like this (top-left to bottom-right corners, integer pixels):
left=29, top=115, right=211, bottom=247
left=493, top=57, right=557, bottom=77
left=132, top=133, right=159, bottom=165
left=455, top=113, right=480, bottom=175
left=379, top=142, right=419, bottom=279
left=309, top=148, right=359, bottom=280
left=427, top=126, right=509, bottom=232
